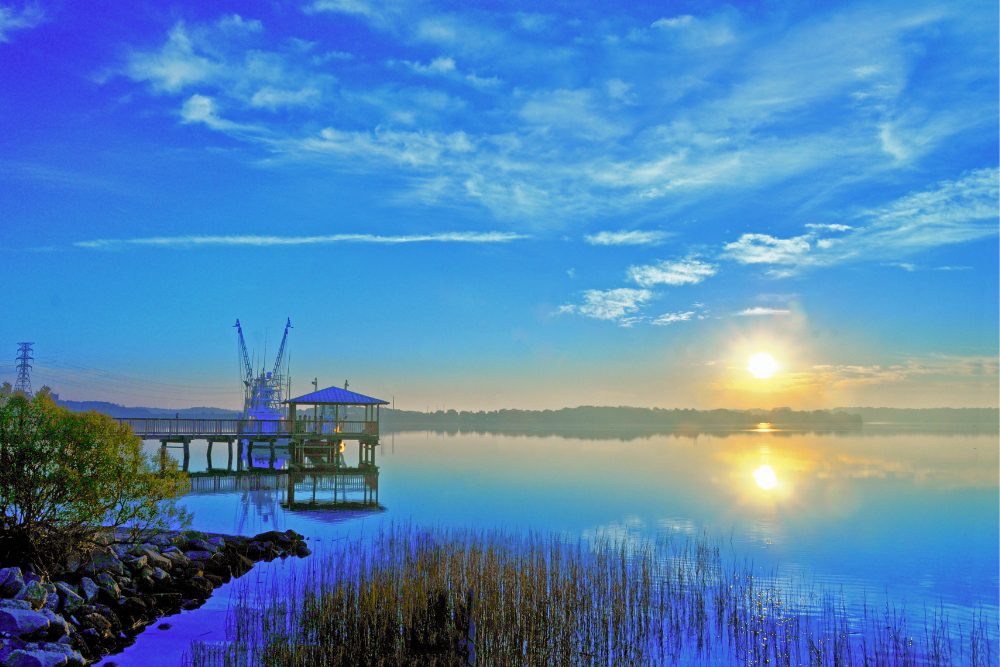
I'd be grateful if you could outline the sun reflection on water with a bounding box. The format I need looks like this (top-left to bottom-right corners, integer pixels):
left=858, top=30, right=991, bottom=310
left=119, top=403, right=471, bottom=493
left=753, top=464, right=779, bottom=490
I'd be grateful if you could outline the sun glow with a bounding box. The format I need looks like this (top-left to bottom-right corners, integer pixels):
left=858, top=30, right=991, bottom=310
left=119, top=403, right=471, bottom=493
left=753, top=464, right=779, bottom=490
left=747, top=352, right=778, bottom=379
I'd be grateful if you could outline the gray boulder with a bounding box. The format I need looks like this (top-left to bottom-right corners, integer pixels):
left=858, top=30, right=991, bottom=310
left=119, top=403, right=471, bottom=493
left=0, top=607, right=49, bottom=637
left=4, top=649, right=72, bottom=667
left=77, top=578, right=98, bottom=603
left=141, top=548, right=172, bottom=571
left=0, top=567, right=24, bottom=597
left=93, top=574, right=120, bottom=599
left=52, top=584, right=82, bottom=615
left=82, top=551, right=124, bottom=577
left=14, top=582, right=48, bottom=611
left=186, top=538, right=219, bottom=553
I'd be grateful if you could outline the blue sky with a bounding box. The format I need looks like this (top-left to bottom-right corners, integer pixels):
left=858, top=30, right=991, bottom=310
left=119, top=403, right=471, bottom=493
left=0, top=0, right=997, bottom=409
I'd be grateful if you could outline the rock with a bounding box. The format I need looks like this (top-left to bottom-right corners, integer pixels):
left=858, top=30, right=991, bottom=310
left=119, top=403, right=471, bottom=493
left=122, top=555, right=147, bottom=572
left=82, top=551, right=124, bottom=577
left=41, top=585, right=59, bottom=613
left=40, top=609, right=70, bottom=639
left=183, top=550, right=213, bottom=562
left=0, top=567, right=24, bottom=597
left=206, top=536, right=227, bottom=550
left=228, top=553, right=254, bottom=576
left=119, top=596, right=148, bottom=623
left=77, top=578, right=98, bottom=603
left=186, top=538, right=219, bottom=554
left=294, top=543, right=311, bottom=557
left=147, top=533, right=175, bottom=548
left=253, top=530, right=293, bottom=547
left=78, top=613, right=112, bottom=639
left=0, top=599, right=32, bottom=610
left=160, top=547, right=190, bottom=566
left=52, top=584, right=82, bottom=615
left=35, top=641, right=84, bottom=665
left=15, top=582, right=48, bottom=610
left=93, top=574, right=119, bottom=600
left=141, top=549, right=172, bottom=572
left=0, top=607, right=50, bottom=637
left=150, top=567, right=170, bottom=584
left=182, top=576, right=213, bottom=599
left=150, top=592, right=183, bottom=612
left=3, top=648, right=72, bottom=667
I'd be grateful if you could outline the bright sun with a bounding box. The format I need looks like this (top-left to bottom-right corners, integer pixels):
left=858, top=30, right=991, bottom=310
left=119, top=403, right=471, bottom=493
left=747, top=352, right=778, bottom=379
left=753, top=465, right=779, bottom=490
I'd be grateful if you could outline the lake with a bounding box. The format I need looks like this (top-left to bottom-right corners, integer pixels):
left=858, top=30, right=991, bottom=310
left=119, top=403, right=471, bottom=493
left=101, top=428, right=999, bottom=665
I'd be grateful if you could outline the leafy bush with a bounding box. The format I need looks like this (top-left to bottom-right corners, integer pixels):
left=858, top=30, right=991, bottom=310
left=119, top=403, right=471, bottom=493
left=0, top=389, right=189, bottom=571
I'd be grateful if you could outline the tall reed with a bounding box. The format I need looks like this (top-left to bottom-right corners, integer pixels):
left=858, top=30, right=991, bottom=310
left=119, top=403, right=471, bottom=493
left=188, top=524, right=996, bottom=666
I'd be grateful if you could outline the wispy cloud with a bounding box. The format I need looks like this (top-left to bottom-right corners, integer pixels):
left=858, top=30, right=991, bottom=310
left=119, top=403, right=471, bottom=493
left=628, top=258, right=716, bottom=287
left=722, top=168, right=999, bottom=276
left=558, top=288, right=653, bottom=323
left=652, top=310, right=695, bottom=325
left=0, top=2, right=44, bottom=42
left=736, top=307, right=791, bottom=317
left=585, top=230, right=670, bottom=246
left=723, top=234, right=811, bottom=266
left=74, top=232, right=529, bottom=250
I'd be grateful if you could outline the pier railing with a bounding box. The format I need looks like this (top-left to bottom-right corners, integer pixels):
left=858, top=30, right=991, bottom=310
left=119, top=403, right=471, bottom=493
left=115, top=417, right=379, bottom=439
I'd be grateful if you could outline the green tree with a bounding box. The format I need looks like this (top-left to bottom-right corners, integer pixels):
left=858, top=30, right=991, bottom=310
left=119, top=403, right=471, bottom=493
left=0, top=392, right=189, bottom=571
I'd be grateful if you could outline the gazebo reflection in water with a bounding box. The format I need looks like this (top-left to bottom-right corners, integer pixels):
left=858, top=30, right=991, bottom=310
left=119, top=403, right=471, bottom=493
left=175, top=384, right=389, bottom=511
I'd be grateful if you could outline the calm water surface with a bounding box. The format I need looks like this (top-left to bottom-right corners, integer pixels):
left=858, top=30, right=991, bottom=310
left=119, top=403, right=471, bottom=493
left=103, top=429, right=999, bottom=665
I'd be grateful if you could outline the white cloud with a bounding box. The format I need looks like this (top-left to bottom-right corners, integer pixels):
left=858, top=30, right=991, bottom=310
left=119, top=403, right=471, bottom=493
left=558, top=288, right=653, bottom=322
left=250, top=86, right=320, bottom=109
left=404, top=56, right=456, bottom=75
left=74, top=232, right=529, bottom=250
left=628, top=258, right=716, bottom=287
left=0, top=2, right=43, bottom=42
left=585, top=230, right=670, bottom=246
left=651, top=15, right=694, bottom=29
left=805, top=223, right=852, bottom=232
left=652, top=310, right=694, bottom=325
left=519, top=89, right=627, bottom=141
left=859, top=167, right=999, bottom=249
left=180, top=94, right=256, bottom=133
left=736, top=307, right=791, bottom=316
left=723, top=233, right=812, bottom=265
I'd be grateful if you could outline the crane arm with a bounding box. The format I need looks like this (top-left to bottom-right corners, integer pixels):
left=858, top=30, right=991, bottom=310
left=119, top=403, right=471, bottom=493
left=234, top=319, right=253, bottom=382
left=271, top=317, right=292, bottom=378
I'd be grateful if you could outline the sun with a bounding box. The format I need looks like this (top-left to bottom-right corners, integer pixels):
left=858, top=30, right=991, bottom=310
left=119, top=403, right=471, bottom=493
left=753, top=464, right=779, bottom=491
left=747, top=352, right=778, bottom=379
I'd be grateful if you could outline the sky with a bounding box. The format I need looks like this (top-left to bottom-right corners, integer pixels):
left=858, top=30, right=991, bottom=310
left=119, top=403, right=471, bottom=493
left=0, top=0, right=997, bottom=410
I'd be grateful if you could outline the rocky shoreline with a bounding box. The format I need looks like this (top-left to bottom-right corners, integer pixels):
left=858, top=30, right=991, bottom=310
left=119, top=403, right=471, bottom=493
left=0, top=529, right=311, bottom=666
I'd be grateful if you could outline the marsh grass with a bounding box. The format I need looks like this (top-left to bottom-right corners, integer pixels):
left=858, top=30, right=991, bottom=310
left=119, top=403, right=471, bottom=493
left=188, top=524, right=996, bottom=666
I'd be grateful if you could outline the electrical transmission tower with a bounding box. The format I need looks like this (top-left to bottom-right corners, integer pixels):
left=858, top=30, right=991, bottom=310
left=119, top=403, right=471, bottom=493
left=14, top=342, right=33, bottom=395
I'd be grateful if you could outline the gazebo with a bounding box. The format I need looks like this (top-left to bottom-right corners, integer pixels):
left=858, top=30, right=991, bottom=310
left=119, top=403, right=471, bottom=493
left=285, top=385, right=389, bottom=465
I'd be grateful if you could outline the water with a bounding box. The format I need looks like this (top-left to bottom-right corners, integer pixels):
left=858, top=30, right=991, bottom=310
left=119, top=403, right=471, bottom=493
left=102, top=428, right=999, bottom=665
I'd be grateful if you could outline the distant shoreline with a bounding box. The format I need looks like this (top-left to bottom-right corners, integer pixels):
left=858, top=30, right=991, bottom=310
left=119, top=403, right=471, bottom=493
left=53, top=399, right=998, bottom=435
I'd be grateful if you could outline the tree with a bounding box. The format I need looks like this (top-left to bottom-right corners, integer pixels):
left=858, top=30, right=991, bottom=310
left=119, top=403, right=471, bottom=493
left=0, top=392, right=189, bottom=571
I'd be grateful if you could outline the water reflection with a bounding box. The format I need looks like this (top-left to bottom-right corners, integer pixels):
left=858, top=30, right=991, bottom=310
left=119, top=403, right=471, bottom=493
left=143, top=429, right=998, bottom=634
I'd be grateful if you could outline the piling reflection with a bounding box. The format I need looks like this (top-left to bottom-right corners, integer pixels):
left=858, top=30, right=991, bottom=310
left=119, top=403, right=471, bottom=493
left=178, top=436, right=384, bottom=517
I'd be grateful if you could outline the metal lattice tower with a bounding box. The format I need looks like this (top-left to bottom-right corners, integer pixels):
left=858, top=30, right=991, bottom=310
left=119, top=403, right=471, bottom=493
left=14, top=342, right=33, bottom=395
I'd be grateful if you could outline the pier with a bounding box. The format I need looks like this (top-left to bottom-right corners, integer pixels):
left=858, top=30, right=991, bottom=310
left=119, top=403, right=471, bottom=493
left=118, top=385, right=389, bottom=508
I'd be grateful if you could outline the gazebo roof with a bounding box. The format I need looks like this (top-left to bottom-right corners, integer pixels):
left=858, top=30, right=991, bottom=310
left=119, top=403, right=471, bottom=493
left=286, top=386, right=389, bottom=406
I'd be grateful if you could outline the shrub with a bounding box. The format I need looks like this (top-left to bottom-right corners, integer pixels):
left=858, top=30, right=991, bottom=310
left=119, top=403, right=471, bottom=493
left=0, top=388, right=189, bottom=572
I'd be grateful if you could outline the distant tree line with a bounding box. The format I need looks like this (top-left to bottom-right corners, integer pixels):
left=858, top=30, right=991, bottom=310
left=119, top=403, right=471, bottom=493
left=379, top=406, right=864, bottom=435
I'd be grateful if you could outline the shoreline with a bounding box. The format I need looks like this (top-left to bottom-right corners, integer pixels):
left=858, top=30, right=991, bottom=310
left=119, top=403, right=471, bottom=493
left=0, top=529, right=311, bottom=666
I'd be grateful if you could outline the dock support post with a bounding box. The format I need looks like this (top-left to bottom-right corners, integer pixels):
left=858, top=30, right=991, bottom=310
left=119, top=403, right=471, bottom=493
left=182, top=437, right=190, bottom=472
left=227, top=439, right=233, bottom=471
left=206, top=441, right=213, bottom=470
